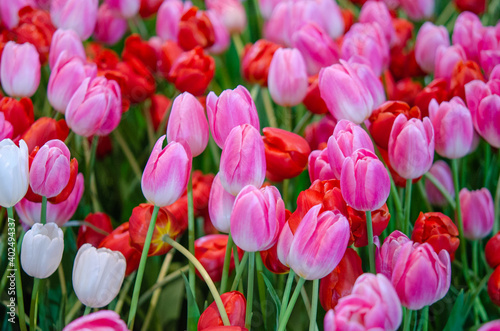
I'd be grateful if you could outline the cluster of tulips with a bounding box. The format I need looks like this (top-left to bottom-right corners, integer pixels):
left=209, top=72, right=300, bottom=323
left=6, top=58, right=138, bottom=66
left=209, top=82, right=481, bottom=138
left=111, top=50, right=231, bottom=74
left=1, top=0, right=500, bottom=330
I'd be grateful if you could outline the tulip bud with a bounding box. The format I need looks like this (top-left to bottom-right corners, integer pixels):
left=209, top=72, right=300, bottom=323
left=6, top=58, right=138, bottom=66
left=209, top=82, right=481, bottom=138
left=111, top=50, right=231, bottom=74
left=93, top=4, right=128, bottom=45
left=414, top=79, right=449, bottom=118
left=205, top=0, right=246, bottom=34
left=198, top=291, right=246, bottom=330
left=142, top=136, right=192, bottom=207
left=486, top=232, right=500, bottom=269
left=308, top=149, right=335, bottom=182
left=50, top=0, right=98, bottom=40
left=460, top=188, right=494, bottom=240
left=178, top=7, right=215, bottom=51
left=399, top=0, right=434, bottom=20
left=489, top=267, right=500, bottom=306
left=63, top=310, right=128, bottom=331
left=156, top=0, right=184, bottom=41
left=452, top=12, right=485, bottom=63
left=412, top=212, right=459, bottom=260
left=241, top=39, right=280, bottom=87
left=208, top=173, right=236, bottom=233
left=168, top=47, right=215, bottom=96
left=434, top=45, right=467, bottom=84
left=99, top=222, right=141, bottom=276
left=105, top=0, right=140, bottom=18
left=304, top=115, right=336, bottom=151
left=268, top=48, right=308, bottom=107
left=77, top=213, right=113, bottom=249
left=49, top=29, right=86, bottom=70
left=424, top=161, right=455, bottom=206
left=0, top=139, right=29, bottom=208
left=359, top=1, right=395, bottom=46
left=1, top=42, right=41, bottom=98
left=72, top=244, right=126, bottom=308
left=415, top=22, right=450, bottom=74
left=21, top=223, right=64, bottom=279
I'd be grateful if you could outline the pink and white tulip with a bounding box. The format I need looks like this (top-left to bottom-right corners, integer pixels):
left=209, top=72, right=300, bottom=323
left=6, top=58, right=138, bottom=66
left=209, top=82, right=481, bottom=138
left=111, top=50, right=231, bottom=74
left=460, top=188, right=495, bottom=240
left=0, top=139, right=29, bottom=208
left=93, top=4, right=128, bottom=45
left=434, top=45, right=467, bottom=84
left=1, top=42, right=40, bottom=98
left=208, top=173, right=235, bottom=233
left=105, top=0, right=140, bottom=19
left=205, top=0, right=247, bottom=34
left=308, top=149, right=335, bottom=182
left=359, top=1, right=395, bottom=46
left=50, top=0, right=99, bottom=40
left=452, top=12, right=491, bottom=63
left=48, top=29, right=86, bottom=70
left=0, top=0, right=35, bottom=29
left=206, top=11, right=230, bottom=55
left=400, top=0, right=434, bottom=21
left=415, top=22, right=450, bottom=74
left=156, top=0, right=184, bottom=42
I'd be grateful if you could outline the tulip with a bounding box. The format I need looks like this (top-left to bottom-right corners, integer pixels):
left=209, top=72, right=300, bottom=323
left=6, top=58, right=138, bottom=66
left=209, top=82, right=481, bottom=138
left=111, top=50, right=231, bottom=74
left=387, top=77, right=423, bottom=106
left=93, top=4, right=128, bottom=45
left=205, top=11, right=230, bottom=55
left=63, top=310, right=128, bottom=331
left=347, top=204, right=391, bottom=247
left=205, top=0, right=246, bottom=34
left=488, top=267, right=500, bottom=306
left=0, top=0, right=35, bottom=29
left=147, top=94, right=172, bottom=131
left=72, top=244, right=126, bottom=308
left=65, top=76, right=122, bottom=137
left=141, top=136, right=192, bottom=207
left=208, top=173, right=236, bottom=233
left=76, top=213, right=114, bottom=249
left=0, top=113, right=13, bottom=140
left=21, top=223, right=64, bottom=279
left=303, top=75, right=329, bottom=115
left=1, top=42, right=41, bottom=98
left=158, top=41, right=184, bottom=79
left=480, top=50, right=500, bottom=79
left=139, top=0, right=166, bottom=18
left=0, top=97, right=34, bottom=140
left=359, top=1, right=395, bottom=45
left=388, top=114, right=434, bottom=179
left=0, top=139, right=29, bottom=208
left=450, top=60, right=485, bottom=100
left=376, top=230, right=411, bottom=277
left=452, top=12, right=486, bottom=63
left=324, top=273, right=402, bottom=331
left=122, top=34, right=158, bottom=73
left=460, top=188, right=494, bottom=240
left=50, top=0, right=98, bottom=40
left=198, top=291, right=246, bottom=329
left=399, top=0, right=434, bottom=20
left=304, top=115, right=336, bottom=151
left=99, top=222, right=141, bottom=276
left=414, top=78, right=449, bottom=118
left=168, top=47, right=215, bottom=96
left=478, top=320, right=500, bottom=331
left=260, top=210, right=291, bottom=274
left=156, top=0, right=184, bottom=41
left=319, top=248, right=363, bottom=311
left=486, top=232, right=500, bottom=269
left=425, top=161, right=455, bottom=206
left=178, top=7, right=215, bottom=51
left=308, top=149, right=335, bottom=182
left=415, top=22, right=450, bottom=74
left=258, top=0, right=281, bottom=20
left=434, top=45, right=467, bottom=84
left=263, top=127, right=310, bottom=182
left=231, top=185, right=285, bottom=252
left=48, top=29, right=86, bottom=70
left=241, top=39, right=280, bottom=87
left=105, top=0, right=140, bottom=18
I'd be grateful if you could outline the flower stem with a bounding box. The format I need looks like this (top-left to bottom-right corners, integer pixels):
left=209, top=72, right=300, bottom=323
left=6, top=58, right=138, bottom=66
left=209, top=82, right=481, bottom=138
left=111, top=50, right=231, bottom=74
left=162, top=236, right=231, bottom=326
left=452, top=159, right=470, bottom=283
left=245, top=252, right=255, bottom=329
left=309, top=279, right=319, bottom=331
left=424, top=172, right=456, bottom=209
left=40, top=196, right=47, bottom=225
left=83, top=306, right=91, bottom=316
left=29, top=278, right=40, bottom=331
left=279, top=270, right=295, bottom=321
left=219, top=232, right=234, bottom=294
left=231, top=34, right=244, bottom=57
left=404, top=179, right=413, bottom=235
left=187, top=175, right=196, bottom=299
left=417, top=180, right=433, bottom=212
left=494, top=170, right=500, bottom=234
left=278, top=277, right=306, bottom=331
left=422, top=306, right=429, bottom=331
left=262, top=88, right=278, bottom=128
left=128, top=205, right=160, bottom=329
left=230, top=252, right=249, bottom=291
left=113, top=129, right=142, bottom=182
left=366, top=210, right=375, bottom=273
left=255, top=254, right=267, bottom=325
left=403, top=308, right=413, bottom=331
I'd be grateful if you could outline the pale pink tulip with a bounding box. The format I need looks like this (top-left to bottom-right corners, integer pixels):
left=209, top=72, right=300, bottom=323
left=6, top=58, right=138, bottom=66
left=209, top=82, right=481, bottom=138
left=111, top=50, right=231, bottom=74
left=93, top=4, right=128, bottom=45
left=1, top=42, right=40, bottom=98
left=0, top=113, right=13, bottom=141
left=400, top=0, right=434, bottom=21
left=425, top=161, right=455, bottom=206
left=415, top=22, right=450, bottom=74
left=460, top=188, right=495, bottom=240
left=208, top=173, right=235, bottom=233
left=48, top=29, right=86, bottom=70
left=205, top=0, right=247, bottom=34
left=434, top=45, right=467, bottom=84
left=359, top=1, right=395, bottom=46
left=0, top=0, right=35, bottom=29
left=206, top=10, right=231, bottom=55
left=105, top=0, right=140, bottom=18
left=156, top=0, right=184, bottom=42
left=51, top=0, right=99, bottom=40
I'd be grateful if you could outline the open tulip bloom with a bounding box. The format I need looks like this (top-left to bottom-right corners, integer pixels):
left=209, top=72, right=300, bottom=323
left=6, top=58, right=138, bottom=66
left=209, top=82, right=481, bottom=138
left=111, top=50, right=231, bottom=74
left=3, top=1, right=500, bottom=330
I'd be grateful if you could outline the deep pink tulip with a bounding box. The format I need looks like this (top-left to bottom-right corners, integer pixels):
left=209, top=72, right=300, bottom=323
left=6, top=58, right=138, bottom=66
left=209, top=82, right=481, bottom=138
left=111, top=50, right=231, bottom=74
left=279, top=204, right=350, bottom=280
left=460, top=188, right=494, bottom=240
left=341, top=23, right=390, bottom=77
left=48, top=55, right=97, bottom=114
left=340, top=148, right=390, bottom=211
left=48, top=29, right=86, bottom=70
left=425, top=161, right=455, bottom=206
left=388, top=114, right=434, bottom=179
left=480, top=51, right=500, bottom=79
left=400, top=0, right=434, bottom=20
left=205, top=0, right=247, bottom=34
left=63, top=310, right=127, bottom=331
left=327, top=119, right=374, bottom=179
left=105, top=0, right=140, bottom=18
left=359, top=1, right=395, bottom=46
left=0, top=113, right=13, bottom=141
left=50, top=0, right=98, bottom=40
left=166, top=92, right=209, bottom=156
left=231, top=185, right=285, bottom=252
left=206, top=11, right=230, bottom=55
left=268, top=48, right=308, bottom=107
left=428, top=97, right=473, bottom=159
left=93, top=4, right=128, bottom=45
left=376, top=231, right=411, bottom=277
left=324, top=274, right=402, bottom=331
left=141, top=136, right=192, bottom=207
left=319, top=60, right=385, bottom=124
left=291, top=23, right=339, bottom=76
left=219, top=124, right=266, bottom=196
left=16, top=173, right=84, bottom=228
left=156, top=0, right=184, bottom=42
left=415, top=22, right=450, bottom=74
left=1, top=42, right=41, bottom=98
left=65, top=77, right=122, bottom=137
left=434, top=45, right=467, bottom=84
left=465, top=79, right=500, bottom=148
left=452, top=12, right=494, bottom=63
left=308, top=149, right=335, bottom=182
left=206, top=85, right=260, bottom=148
left=478, top=320, right=500, bottom=331
left=0, top=0, right=35, bottom=29
left=208, top=173, right=235, bottom=233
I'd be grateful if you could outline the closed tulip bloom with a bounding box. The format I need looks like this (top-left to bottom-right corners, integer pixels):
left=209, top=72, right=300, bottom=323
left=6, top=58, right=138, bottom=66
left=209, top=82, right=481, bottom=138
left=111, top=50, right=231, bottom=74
left=178, top=7, right=215, bottom=51
left=219, top=125, right=266, bottom=196
left=21, top=223, right=64, bottom=279
left=105, top=0, right=140, bottom=18
left=208, top=173, right=235, bottom=233
left=376, top=231, right=411, bottom=277
left=205, top=0, right=246, bottom=34
left=241, top=39, right=280, bottom=87
left=460, top=188, right=494, bottom=240
left=167, top=92, right=209, bottom=156
left=72, top=244, right=126, bottom=308
left=425, top=161, right=455, bottom=206
left=268, top=48, right=308, bottom=107
left=450, top=60, right=485, bottom=100
left=452, top=12, right=485, bottom=63
left=327, top=120, right=374, bottom=179
left=198, top=291, right=246, bottom=330
left=308, top=149, right=335, bottom=182
left=63, top=310, right=128, bottom=331
left=0, top=139, right=29, bottom=208
left=0, top=97, right=35, bottom=141
left=434, top=45, right=467, bottom=84
left=93, top=4, right=128, bottom=45
left=0, top=113, right=13, bottom=141
left=400, top=0, right=434, bottom=20
left=388, top=114, right=434, bottom=179
left=478, top=320, right=500, bottom=331
left=51, top=0, right=98, bottom=40
left=156, top=0, right=184, bottom=41
left=489, top=267, right=500, bottom=307
left=486, top=232, right=500, bottom=269
left=49, top=29, right=86, bottom=70
left=359, top=1, right=395, bottom=45
left=414, top=79, right=449, bottom=118
left=142, top=136, right=192, bottom=207
left=206, top=11, right=230, bottom=55
left=415, top=22, right=450, bottom=74
left=168, top=47, right=215, bottom=96
left=1, top=42, right=41, bottom=98
left=0, top=0, right=35, bottom=29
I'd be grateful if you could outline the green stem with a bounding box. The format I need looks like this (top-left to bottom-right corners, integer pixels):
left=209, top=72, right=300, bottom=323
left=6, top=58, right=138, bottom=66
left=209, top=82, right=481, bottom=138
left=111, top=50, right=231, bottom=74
left=83, top=306, right=91, bottom=316
left=115, top=271, right=136, bottom=315
left=424, top=172, right=456, bottom=209
left=282, top=179, right=290, bottom=209
left=209, top=137, right=221, bottom=169
left=262, top=88, right=278, bottom=128
left=187, top=175, right=196, bottom=299
left=162, top=236, right=231, bottom=326
left=422, top=306, right=429, bottom=331
left=250, top=84, right=260, bottom=100
left=403, top=309, right=413, bottom=331
left=279, top=270, right=295, bottom=321
left=29, top=278, right=40, bottom=331
left=292, top=112, right=313, bottom=135
left=220, top=233, right=234, bottom=294
left=255, top=254, right=267, bottom=326
left=231, top=34, right=244, bottom=57
left=494, top=170, right=500, bottom=234
left=113, top=129, right=143, bottom=182
left=366, top=211, right=375, bottom=273
left=127, top=205, right=160, bottom=329
left=278, top=277, right=306, bottom=331
left=452, top=159, right=470, bottom=283
left=40, top=196, right=47, bottom=225
left=245, top=252, right=255, bottom=329
left=417, top=180, right=433, bottom=212
left=435, top=1, right=455, bottom=25
left=87, top=135, right=98, bottom=190
left=309, top=279, right=319, bottom=331
left=230, top=252, right=249, bottom=291
left=138, top=266, right=188, bottom=306
left=472, top=240, right=479, bottom=276
left=404, top=179, right=413, bottom=236
left=284, top=106, right=292, bottom=132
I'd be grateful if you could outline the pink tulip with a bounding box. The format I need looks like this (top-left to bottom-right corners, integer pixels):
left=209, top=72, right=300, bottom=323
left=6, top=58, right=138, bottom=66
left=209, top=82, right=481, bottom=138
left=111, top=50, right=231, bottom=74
left=105, top=0, right=140, bottom=18
left=29, top=139, right=71, bottom=198
left=166, top=92, right=209, bottom=156
left=388, top=114, right=434, bottom=179
left=205, top=0, right=247, bottom=34
left=327, top=119, right=374, bottom=179
left=231, top=185, right=285, bottom=252
left=340, top=148, right=390, bottom=211
left=359, top=1, right=395, bottom=46
left=141, top=136, right=192, bottom=207
left=399, top=0, right=434, bottom=21
left=49, top=29, right=86, bottom=70
left=206, top=10, right=231, bottom=55
left=63, top=310, right=127, bottom=331
left=460, top=188, right=494, bottom=240
left=425, top=161, right=455, bottom=206
left=465, top=79, right=500, bottom=148
left=428, top=97, right=473, bottom=159
left=324, top=273, right=402, bottom=331
left=0, top=0, right=35, bottom=28
left=319, top=60, right=385, bottom=124
left=0, top=113, right=13, bottom=141
left=434, top=45, right=467, bottom=84
left=50, top=0, right=99, bottom=40
left=219, top=124, right=266, bottom=196
left=15, top=173, right=84, bottom=228
left=48, top=55, right=97, bottom=114
left=478, top=320, right=500, bottom=331
left=65, top=77, right=122, bottom=137
left=415, top=22, right=450, bottom=74
left=208, top=173, right=235, bottom=233
left=156, top=0, right=184, bottom=42
left=268, top=48, right=308, bottom=107
left=480, top=51, right=500, bottom=79
left=452, top=12, right=497, bottom=63
left=376, top=231, right=411, bottom=277
left=280, top=204, right=350, bottom=280
left=1, top=42, right=40, bottom=98
left=341, top=23, right=390, bottom=77
left=308, top=149, right=335, bottom=182
left=258, top=0, right=281, bottom=20
left=206, top=86, right=260, bottom=148
left=93, top=4, right=128, bottom=45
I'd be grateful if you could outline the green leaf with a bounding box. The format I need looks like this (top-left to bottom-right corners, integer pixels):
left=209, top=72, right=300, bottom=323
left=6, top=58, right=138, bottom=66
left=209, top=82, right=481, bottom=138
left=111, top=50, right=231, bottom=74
left=443, top=290, right=466, bottom=331
left=262, top=273, right=281, bottom=329
left=181, top=272, right=200, bottom=331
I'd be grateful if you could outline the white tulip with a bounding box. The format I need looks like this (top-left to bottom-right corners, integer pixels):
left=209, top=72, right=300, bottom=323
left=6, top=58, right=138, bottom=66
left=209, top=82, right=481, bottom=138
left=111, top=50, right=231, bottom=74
left=0, top=139, right=29, bottom=208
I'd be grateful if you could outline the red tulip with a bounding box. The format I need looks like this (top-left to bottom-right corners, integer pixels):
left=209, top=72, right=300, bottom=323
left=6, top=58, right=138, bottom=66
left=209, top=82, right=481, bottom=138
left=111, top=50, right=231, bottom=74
left=77, top=213, right=113, bottom=249
left=147, top=94, right=171, bottom=131
left=114, top=58, right=156, bottom=104
left=198, top=291, right=246, bottom=330
left=241, top=39, right=280, bottom=87
left=486, top=232, right=500, bottom=269
left=168, top=47, right=215, bottom=96
left=488, top=267, right=500, bottom=306
left=178, top=7, right=215, bottom=51
left=414, top=78, right=449, bottom=118
left=387, top=77, right=423, bottom=106
left=139, top=0, right=164, bottom=18
left=0, top=97, right=34, bottom=140
left=122, top=34, right=158, bottom=73
left=303, top=75, right=329, bottom=115
left=99, top=222, right=141, bottom=276
left=449, top=60, right=485, bottom=100
left=454, top=0, right=486, bottom=15
left=158, top=40, right=183, bottom=79
left=304, top=114, right=336, bottom=151
left=260, top=209, right=291, bottom=274
left=20, top=117, right=69, bottom=153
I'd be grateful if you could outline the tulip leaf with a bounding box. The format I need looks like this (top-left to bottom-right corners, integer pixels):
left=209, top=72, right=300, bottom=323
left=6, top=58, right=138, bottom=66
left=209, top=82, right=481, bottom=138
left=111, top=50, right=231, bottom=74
left=443, top=290, right=466, bottom=331
left=262, top=273, right=281, bottom=328
left=181, top=272, right=200, bottom=331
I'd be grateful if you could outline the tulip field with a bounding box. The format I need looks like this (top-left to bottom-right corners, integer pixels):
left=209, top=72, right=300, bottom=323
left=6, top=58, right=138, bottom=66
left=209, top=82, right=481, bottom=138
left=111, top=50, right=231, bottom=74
left=2, top=0, right=500, bottom=330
